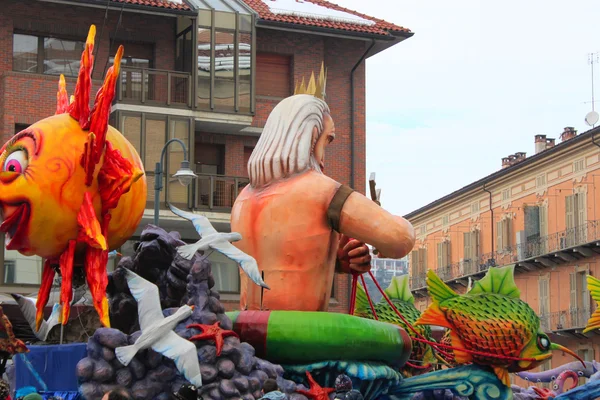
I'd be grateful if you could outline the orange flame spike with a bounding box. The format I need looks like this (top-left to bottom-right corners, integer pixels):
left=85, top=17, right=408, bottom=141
left=76, top=192, right=107, bottom=250
left=81, top=132, right=97, bottom=187
left=55, top=74, right=69, bottom=115
left=59, top=240, right=76, bottom=324
left=68, top=25, right=96, bottom=129
left=98, top=141, right=143, bottom=214
left=84, top=214, right=111, bottom=327
left=89, top=45, right=124, bottom=164
left=36, top=260, right=56, bottom=331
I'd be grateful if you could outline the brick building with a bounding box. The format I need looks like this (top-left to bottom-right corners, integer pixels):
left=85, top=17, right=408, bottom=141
left=0, top=0, right=412, bottom=312
left=405, top=126, right=600, bottom=387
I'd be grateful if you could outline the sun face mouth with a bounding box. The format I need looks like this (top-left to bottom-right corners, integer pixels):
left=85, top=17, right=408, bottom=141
left=0, top=202, right=31, bottom=251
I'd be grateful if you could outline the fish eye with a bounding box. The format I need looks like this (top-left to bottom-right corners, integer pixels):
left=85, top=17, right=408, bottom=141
left=537, top=334, right=550, bottom=351
left=3, top=150, right=28, bottom=173
left=553, top=384, right=558, bottom=390
left=578, top=371, right=584, bottom=376
left=551, top=376, right=556, bottom=380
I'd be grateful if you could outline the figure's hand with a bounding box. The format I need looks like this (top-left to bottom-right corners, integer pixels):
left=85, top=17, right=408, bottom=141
left=337, top=235, right=372, bottom=274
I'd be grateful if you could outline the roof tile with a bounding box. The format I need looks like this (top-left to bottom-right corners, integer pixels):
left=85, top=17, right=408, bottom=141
left=108, top=0, right=190, bottom=11
left=242, top=0, right=410, bottom=36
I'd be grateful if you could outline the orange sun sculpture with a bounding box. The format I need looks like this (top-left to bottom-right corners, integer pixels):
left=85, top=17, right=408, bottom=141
left=0, top=25, right=147, bottom=329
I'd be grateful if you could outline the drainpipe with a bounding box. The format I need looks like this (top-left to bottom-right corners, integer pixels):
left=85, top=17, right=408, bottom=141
left=483, top=183, right=494, bottom=255
left=349, top=39, right=376, bottom=189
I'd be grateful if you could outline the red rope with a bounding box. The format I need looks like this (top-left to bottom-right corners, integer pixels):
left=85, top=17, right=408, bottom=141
left=406, top=361, right=433, bottom=370
left=359, top=274, right=378, bottom=320
left=348, top=273, right=359, bottom=315
left=366, top=271, right=538, bottom=363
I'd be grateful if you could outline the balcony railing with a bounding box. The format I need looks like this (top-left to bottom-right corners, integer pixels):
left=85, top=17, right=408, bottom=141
left=548, top=308, right=592, bottom=332
left=410, top=219, right=600, bottom=291
left=116, top=67, right=192, bottom=108
left=194, top=173, right=249, bottom=211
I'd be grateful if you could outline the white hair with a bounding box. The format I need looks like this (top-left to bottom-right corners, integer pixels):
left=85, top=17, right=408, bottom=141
left=248, top=94, right=330, bottom=188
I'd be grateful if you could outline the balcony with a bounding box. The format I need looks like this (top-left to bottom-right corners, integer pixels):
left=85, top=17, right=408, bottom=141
left=116, top=67, right=192, bottom=108
left=547, top=308, right=596, bottom=337
left=410, top=219, right=600, bottom=294
left=194, top=173, right=249, bottom=211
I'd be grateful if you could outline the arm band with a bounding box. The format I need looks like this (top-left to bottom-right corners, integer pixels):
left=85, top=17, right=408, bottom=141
left=327, top=184, right=354, bottom=232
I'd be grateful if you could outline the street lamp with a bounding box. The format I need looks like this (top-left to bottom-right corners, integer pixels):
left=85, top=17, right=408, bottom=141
left=154, top=138, right=198, bottom=226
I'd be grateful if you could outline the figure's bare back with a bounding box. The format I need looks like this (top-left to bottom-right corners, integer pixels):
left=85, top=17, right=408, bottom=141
left=231, top=171, right=340, bottom=311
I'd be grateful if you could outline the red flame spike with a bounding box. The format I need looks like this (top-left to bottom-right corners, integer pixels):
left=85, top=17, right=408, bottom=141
left=59, top=240, right=77, bottom=324
left=98, top=141, right=143, bottom=214
left=89, top=45, right=123, bottom=164
left=84, top=213, right=111, bottom=327
left=55, top=75, right=69, bottom=115
left=68, top=25, right=95, bottom=129
left=35, top=260, right=56, bottom=332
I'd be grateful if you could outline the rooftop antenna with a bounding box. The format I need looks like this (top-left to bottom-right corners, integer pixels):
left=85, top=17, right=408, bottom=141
left=585, top=52, right=599, bottom=128
left=369, top=172, right=382, bottom=256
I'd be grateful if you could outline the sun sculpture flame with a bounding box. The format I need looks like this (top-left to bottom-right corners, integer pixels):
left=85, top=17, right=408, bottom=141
left=0, top=25, right=147, bottom=329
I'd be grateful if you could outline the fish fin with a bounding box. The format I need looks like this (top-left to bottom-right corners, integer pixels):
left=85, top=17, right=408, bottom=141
left=384, top=275, right=414, bottom=303
left=584, top=275, right=600, bottom=333
left=449, top=329, right=472, bottom=364
left=353, top=282, right=371, bottom=316
left=76, top=192, right=107, bottom=250
left=426, top=269, right=457, bottom=304
left=415, top=303, right=452, bottom=329
left=492, top=366, right=511, bottom=387
left=469, top=265, right=520, bottom=298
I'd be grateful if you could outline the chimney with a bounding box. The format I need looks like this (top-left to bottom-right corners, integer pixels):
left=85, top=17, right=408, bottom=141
left=535, top=135, right=547, bottom=154
left=560, top=127, right=577, bottom=142
left=514, top=152, right=527, bottom=162
left=502, top=157, right=511, bottom=169
left=546, top=138, right=555, bottom=149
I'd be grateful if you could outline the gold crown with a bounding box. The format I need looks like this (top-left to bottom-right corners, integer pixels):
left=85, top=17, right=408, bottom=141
left=294, top=62, right=327, bottom=100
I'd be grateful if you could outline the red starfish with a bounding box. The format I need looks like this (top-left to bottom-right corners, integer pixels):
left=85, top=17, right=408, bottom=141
left=187, top=321, right=238, bottom=356
left=296, top=371, right=335, bottom=400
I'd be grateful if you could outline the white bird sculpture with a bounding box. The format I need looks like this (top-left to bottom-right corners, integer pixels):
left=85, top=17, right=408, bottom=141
left=114, top=268, right=202, bottom=388
left=11, top=294, right=61, bottom=342
left=168, top=203, right=269, bottom=289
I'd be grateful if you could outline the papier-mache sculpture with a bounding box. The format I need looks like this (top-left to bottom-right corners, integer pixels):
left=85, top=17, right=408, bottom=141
left=0, top=25, right=146, bottom=328
left=231, top=64, right=415, bottom=312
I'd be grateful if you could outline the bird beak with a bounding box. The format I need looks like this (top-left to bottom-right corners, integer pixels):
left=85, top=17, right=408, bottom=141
left=551, top=343, right=586, bottom=368
left=190, top=305, right=195, bottom=311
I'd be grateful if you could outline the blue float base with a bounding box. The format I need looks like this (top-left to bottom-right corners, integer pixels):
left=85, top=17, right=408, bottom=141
left=14, top=343, right=87, bottom=392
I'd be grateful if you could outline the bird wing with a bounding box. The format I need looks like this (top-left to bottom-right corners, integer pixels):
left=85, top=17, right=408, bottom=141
left=11, top=294, right=48, bottom=339
left=209, top=241, right=269, bottom=289
left=152, top=332, right=202, bottom=387
left=124, top=269, right=165, bottom=330
left=168, top=203, right=217, bottom=237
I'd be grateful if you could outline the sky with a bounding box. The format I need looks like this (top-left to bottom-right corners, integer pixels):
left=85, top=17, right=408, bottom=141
left=334, top=0, right=600, bottom=216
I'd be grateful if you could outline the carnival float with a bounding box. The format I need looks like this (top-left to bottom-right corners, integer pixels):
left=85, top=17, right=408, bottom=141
left=3, top=25, right=600, bottom=400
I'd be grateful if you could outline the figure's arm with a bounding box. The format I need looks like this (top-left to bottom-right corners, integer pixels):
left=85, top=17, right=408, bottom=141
left=330, top=187, right=415, bottom=260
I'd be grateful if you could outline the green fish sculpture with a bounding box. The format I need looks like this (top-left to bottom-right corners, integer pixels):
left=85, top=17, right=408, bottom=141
left=353, top=275, right=438, bottom=376
left=415, top=265, right=584, bottom=387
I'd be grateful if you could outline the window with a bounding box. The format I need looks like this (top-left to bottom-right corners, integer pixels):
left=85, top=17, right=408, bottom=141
left=410, top=248, right=427, bottom=289
left=109, top=41, right=154, bottom=103
left=419, top=224, right=427, bottom=235
left=573, top=158, right=585, bottom=174
left=471, top=202, right=480, bottom=213
left=502, top=189, right=510, bottom=201
left=536, top=174, right=546, bottom=188
left=463, top=230, right=480, bottom=275
left=15, top=124, right=29, bottom=134
left=197, top=12, right=254, bottom=113
left=570, top=270, right=590, bottom=328
left=442, top=215, right=449, bottom=226
left=13, top=33, right=84, bottom=77
left=256, top=53, right=291, bottom=98
left=207, top=250, right=240, bottom=293
left=496, top=218, right=513, bottom=251
left=538, top=277, right=549, bottom=331
left=436, top=241, right=451, bottom=280
left=565, top=193, right=587, bottom=247
left=525, top=205, right=549, bottom=256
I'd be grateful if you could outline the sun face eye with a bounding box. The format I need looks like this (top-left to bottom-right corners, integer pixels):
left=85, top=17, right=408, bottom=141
left=3, top=150, right=28, bottom=173
left=537, top=334, right=550, bottom=351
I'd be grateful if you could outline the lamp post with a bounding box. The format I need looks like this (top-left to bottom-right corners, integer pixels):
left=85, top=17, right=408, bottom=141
left=154, top=138, right=198, bottom=226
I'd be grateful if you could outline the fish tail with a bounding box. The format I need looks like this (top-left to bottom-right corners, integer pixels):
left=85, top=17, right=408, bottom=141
left=449, top=329, right=472, bottom=365
left=353, top=283, right=370, bottom=317
left=426, top=269, right=457, bottom=304
left=415, top=303, right=452, bottom=329
left=493, top=366, right=511, bottom=387
left=115, top=344, right=137, bottom=366
left=584, top=275, right=600, bottom=333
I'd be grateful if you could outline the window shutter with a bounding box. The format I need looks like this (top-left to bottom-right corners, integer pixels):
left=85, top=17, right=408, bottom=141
left=539, top=278, right=549, bottom=315
left=506, top=218, right=513, bottom=248
left=497, top=221, right=504, bottom=250
left=577, top=193, right=586, bottom=244
left=437, top=243, right=443, bottom=267
left=582, top=272, right=590, bottom=312
left=539, top=205, right=548, bottom=236
left=473, top=230, right=480, bottom=259
left=570, top=272, right=577, bottom=310
left=464, top=232, right=471, bottom=260
left=419, top=248, right=427, bottom=276
left=566, top=195, right=575, bottom=229
left=524, top=206, right=540, bottom=241
left=411, top=250, right=419, bottom=278
left=445, top=241, right=451, bottom=267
